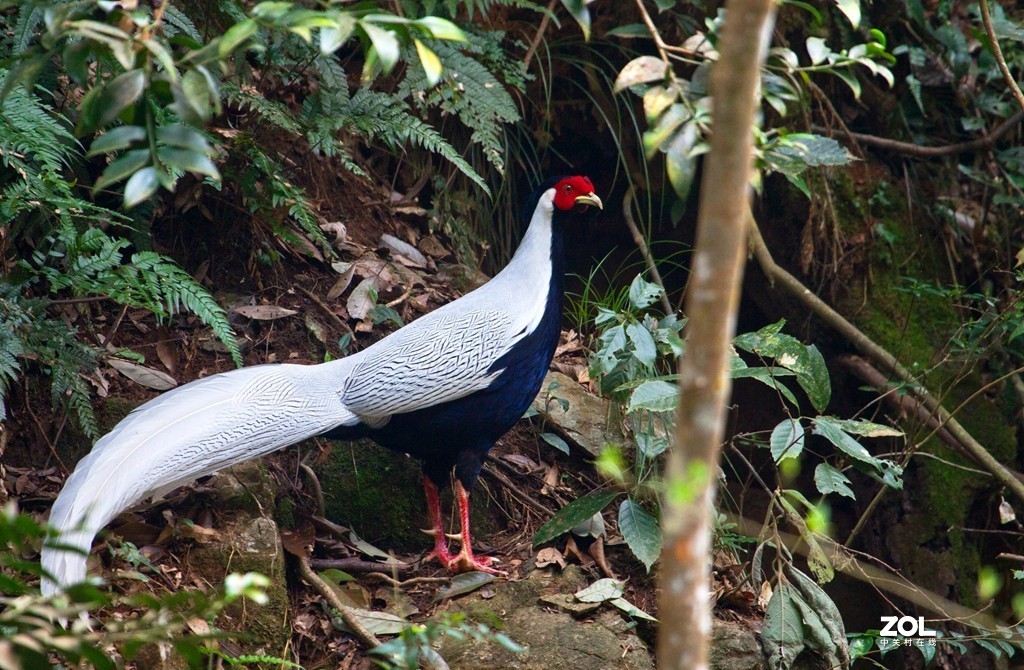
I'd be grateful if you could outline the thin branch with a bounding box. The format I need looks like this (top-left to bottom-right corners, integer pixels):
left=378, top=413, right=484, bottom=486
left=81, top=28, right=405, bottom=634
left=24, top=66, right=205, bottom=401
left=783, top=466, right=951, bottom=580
left=297, top=556, right=381, bottom=648
left=622, top=186, right=674, bottom=315
left=811, top=110, right=1023, bottom=158
left=979, top=0, right=1024, bottom=113
left=523, top=0, right=558, bottom=71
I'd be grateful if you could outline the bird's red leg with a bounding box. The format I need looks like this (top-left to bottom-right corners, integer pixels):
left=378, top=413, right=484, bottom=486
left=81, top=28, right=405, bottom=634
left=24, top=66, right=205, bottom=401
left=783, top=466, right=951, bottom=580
left=447, top=480, right=506, bottom=575
left=421, top=475, right=455, bottom=566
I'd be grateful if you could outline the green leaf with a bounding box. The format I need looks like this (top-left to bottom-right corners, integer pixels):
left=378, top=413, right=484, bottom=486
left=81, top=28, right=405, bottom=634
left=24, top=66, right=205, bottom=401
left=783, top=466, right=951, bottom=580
left=362, top=23, right=400, bottom=73
left=835, top=0, right=861, bottom=28
left=831, top=418, right=902, bottom=438
left=218, top=19, right=259, bottom=59
left=813, top=463, right=854, bottom=499
left=628, top=274, right=662, bottom=310
left=643, top=103, right=689, bottom=159
left=731, top=367, right=800, bottom=408
left=156, top=147, right=220, bottom=180
left=626, top=321, right=657, bottom=368
left=416, top=16, right=466, bottom=42
left=618, top=499, right=661, bottom=571
left=540, top=432, right=570, bottom=455
left=610, top=597, right=658, bottom=620
left=123, top=166, right=161, bottom=208
left=93, top=149, right=151, bottom=192
left=805, top=36, right=829, bottom=65
left=606, top=23, right=650, bottom=38
left=156, top=125, right=212, bottom=152
left=770, top=418, right=804, bottom=461
left=665, top=124, right=698, bottom=200
left=413, top=39, right=443, bottom=87
left=762, top=585, right=806, bottom=668
left=798, top=345, right=831, bottom=412
left=628, top=380, right=678, bottom=413
left=88, top=125, right=146, bottom=156
left=534, top=491, right=618, bottom=546
left=812, top=416, right=881, bottom=468
left=95, top=70, right=146, bottom=130
left=320, top=14, right=356, bottom=53
left=560, top=0, right=592, bottom=40
left=575, top=578, right=624, bottom=602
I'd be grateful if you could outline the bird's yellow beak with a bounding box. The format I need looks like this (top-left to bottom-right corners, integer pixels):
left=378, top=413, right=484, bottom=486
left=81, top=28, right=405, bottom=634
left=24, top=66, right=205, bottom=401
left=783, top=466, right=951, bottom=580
left=574, top=193, right=603, bottom=210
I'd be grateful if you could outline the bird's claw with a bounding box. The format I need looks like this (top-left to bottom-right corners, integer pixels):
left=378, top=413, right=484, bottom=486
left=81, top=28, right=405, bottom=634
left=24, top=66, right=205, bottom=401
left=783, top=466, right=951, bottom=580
left=445, top=551, right=507, bottom=576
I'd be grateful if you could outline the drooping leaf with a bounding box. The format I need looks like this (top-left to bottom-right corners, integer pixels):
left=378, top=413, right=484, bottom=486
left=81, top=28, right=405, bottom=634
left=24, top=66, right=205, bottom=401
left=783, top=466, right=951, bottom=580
left=413, top=39, right=443, bottom=87
left=813, top=463, right=855, bottom=499
left=770, top=418, right=804, bottom=462
left=108, top=358, right=177, bottom=390
left=626, top=321, right=657, bottom=368
left=560, top=0, right=592, bottom=40
left=88, top=125, right=146, bottom=156
left=534, top=491, right=618, bottom=546
left=618, top=499, right=661, bottom=571
left=540, top=432, right=570, bottom=455
left=812, top=416, right=881, bottom=469
left=761, top=584, right=806, bottom=669
left=834, top=0, right=861, bottom=28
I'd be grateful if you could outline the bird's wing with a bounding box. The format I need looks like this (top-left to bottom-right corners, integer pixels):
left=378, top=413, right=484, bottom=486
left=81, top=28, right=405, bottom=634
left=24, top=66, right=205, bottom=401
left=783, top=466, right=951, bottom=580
left=341, top=306, right=517, bottom=417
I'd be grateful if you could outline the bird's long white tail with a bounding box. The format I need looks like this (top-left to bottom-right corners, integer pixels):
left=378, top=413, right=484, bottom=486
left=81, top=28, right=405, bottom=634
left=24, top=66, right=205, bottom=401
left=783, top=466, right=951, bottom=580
left=41, top=359, right=361, bottom=596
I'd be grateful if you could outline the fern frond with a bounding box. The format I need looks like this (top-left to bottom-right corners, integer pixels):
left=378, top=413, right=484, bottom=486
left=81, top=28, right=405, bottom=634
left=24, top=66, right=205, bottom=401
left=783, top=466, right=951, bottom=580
left=341, top=89, right=488, bottom=193
left=223, top=83, right=302, bottom=135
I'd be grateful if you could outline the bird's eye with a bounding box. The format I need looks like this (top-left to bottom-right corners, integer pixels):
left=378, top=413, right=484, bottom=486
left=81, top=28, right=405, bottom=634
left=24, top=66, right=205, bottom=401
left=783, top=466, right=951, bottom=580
left=563, top=185, right=572, bottom=192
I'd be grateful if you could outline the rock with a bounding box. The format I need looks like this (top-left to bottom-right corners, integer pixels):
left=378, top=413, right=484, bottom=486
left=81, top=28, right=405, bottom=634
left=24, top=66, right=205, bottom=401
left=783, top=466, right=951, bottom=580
left=531, top=372, right=628, bottom=458
left=711, top=620, right=766, bottom=670
left=186, top=462, right=290, bottom=656
left=436, top=566, right=654, bottom=670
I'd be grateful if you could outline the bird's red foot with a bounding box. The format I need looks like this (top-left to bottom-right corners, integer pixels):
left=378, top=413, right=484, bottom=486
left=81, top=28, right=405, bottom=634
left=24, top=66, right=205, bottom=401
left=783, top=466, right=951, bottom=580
left=445, top=540, right=507, bottom=576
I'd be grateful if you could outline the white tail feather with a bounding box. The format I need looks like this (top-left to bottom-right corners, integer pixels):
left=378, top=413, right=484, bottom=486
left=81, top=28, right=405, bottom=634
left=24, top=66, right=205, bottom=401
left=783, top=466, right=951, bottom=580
left=41, top=359, right=361, bottom=595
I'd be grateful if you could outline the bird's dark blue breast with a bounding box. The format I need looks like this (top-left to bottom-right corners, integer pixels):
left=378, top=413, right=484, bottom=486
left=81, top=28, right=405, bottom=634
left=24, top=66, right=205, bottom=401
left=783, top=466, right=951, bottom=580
left=363, top=223, right=566, bottom=489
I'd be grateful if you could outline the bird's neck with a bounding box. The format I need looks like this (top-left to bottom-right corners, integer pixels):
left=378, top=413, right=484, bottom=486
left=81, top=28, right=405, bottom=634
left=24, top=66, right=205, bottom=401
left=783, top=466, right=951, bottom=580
left=495, top=191, right=565, bottom=306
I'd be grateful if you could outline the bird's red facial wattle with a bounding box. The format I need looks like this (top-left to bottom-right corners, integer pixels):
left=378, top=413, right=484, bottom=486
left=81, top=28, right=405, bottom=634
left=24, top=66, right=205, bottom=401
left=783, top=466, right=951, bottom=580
left=553, top=176, right=603, bottom=212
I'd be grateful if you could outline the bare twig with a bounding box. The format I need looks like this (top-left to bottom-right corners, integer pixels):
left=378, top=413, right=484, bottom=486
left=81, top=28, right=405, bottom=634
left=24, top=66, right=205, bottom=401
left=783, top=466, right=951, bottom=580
left=979, top=0, right=1024, bottom=114
left=622, top=186, right=674, bottom=316
left=309, top=558, right=413, bottom=574
left=298, top=462, right=325, bottom=517
left=297, top=556, right=380, bottom=648
left=811, top=110, right=1023, bottom=158
left=523, top=0, right=558, bottom=70
left=295, top=284, right=354, bottom=338
left=480, top=461, right=555, bottom=517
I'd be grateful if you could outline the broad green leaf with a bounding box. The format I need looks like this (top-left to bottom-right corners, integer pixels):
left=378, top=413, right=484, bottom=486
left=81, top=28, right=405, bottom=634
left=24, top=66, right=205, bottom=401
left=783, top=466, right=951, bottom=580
left=575, top=578, right=623, bottom=603
left=416, top=16, right=466, bottom=41
left=813, top=463, right=854, bottom=499
left=141, top=38, right=178, bottom=80
left=362, top=23, right=400, bottom=73
left=731, top=367, right=800, bottom=408
left=626, top=321, right=657, bottom=368
left=534, top=491, right=618, bottom=546
left=614, top=55, right=668, bottom=93
left=762, top=585, right=806, bottom=668
left=628, top=380, right=678, bottom=413
left=643, top=103, right=689, bottom=159
left=606, top=23, right=650, bottom=38
left=831, top=68, right=861, bottom=99
left=540, top=432, right=570, bottom=455
left=123, top=166, right=161, bottom=208
left=95, top=70, right=146, bottom=130
left=800, top=345, right=831, bottom=412
left=812, top=416, right=880, bottom=468
left=643, top=85, right=675, bottom=123
left=413, top=39, right=443, bottom=87
left=785, top=566, right=849, bottom=664
left=770, top=418, right=804, bottom=462
left=618, top=499, right=661, bottom=571
left=320, top=14, right=356, bottom=53
left=93, top=149, right=150, bottom=192
left=636, top=433, right=670, bottom=459
left=806, top=36, right=829, bottom=65
left=156, top=125, right=211, bottom=152
left=88, top=125, right=146, bottom=156
left=665, top=123, right=698, bottom=200
left=157, top=147, right=220, bottom=179
left=628, top=274, right=662, bottom=310
left=218, top=19, right=258, bottom=59
left=835, top=0, right=861, bottom=28
left=560, top=0, right=592, bottom=40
